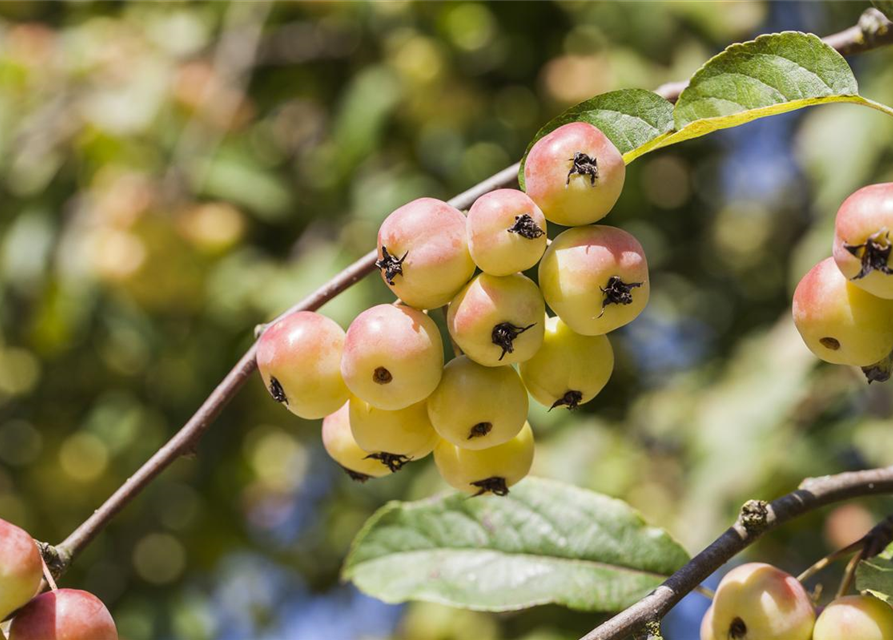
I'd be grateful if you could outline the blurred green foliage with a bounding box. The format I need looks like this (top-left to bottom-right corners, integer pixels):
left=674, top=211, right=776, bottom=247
left=1, top=2, right=893, bottom=639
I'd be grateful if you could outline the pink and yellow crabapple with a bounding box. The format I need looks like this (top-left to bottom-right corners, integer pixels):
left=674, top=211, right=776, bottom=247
left=701, top=606, right=716, bottom=640
left=833, top=183, right=893, bottom=299
left=256, top=311, right=349, bottom=419
left=341, top=304, right=444, bottom=411
left=426, top=355, right=528, bottom=450
left=792, top=257, right=893, bottom=367
left=538, top=225, right=649, bottom=335
left=322, top=402, right=392, bottom=482
left=519, top=316, right=614, bottom=411
left=707, top=563, right=815, bottom=640
left=348, top=397, right=438, bottom=472
left=446, top=273, right=545, bottom=367
left=813, top=595, right=893, bottom=640
left=434, top=422, right=535, bottom=496
left=0, top=519, right=42, bottom=621
left=466, top=189, right=548, bottom=276
left=9, top=589, right=118, bottom=640
left=523, top=122, right=626, bottom=226
left=376, top=197, right=476, bottom=310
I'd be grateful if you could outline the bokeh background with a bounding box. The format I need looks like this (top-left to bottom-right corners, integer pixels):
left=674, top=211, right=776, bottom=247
left=1, top=2, right=892, bottom=639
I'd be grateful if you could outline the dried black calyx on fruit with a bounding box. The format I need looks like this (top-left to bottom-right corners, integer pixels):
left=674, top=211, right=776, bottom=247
left=268, top=377, right=287, bottom=404
left=550, top=390, right=583, bottom=411
left=844, top=230, right=893, bottom=280
left=566, top=152, right=599, bottom=187
left=819, top=337, right=841, bottom=350
left=729, top=617, right=747, bottom=639
left=365, top=452, right=410, bottom=472
left=471, top=477, right=510, bottom=497
left=491, top=322, right=536, bottom=361
left=375, top=246, right=408, bottom=285
left=373, top=367, right=393, bottom=385
left=341, top=467, right=372, bottom=483
left=467, top=422, right=493, bottom=439
left=506, top=213, right=545, bottom=239
left=862, top=350, right=893, bottom=384
left=598, top=276, right=643, bottom=317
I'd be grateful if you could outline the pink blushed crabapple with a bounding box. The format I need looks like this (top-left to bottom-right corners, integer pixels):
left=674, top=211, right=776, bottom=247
left=519, top=316, right=614, bottom=411
left=340, top=304, right=444, bottom=411
left=434, top=421, right=535, bottom=496
left=376, top=197, right=476, bottom=310
left=322, top=402, right=392, bottom=482
left=256, top=311, right=349, bottom=419
left=446, top=273, right=545, bottom=367
left=0, top=519, right=42, bottom=620
left=523, top=122, right=626, bottom=226
left=466, top=189, right=548, bottom=276
left=538, top=225, right=650, bottom=336
left=792, top=257, right=893, bottom=367
left=832, top=183, right=893, bottom=299
left=426, top=355, right=528, bottom=450
left=813, top=595, right=893, bottom=640
left=348, top=397, right=438, bottom=472
left=707, top=563, right=815, bottom=640
left=9, top=589, right=118, bottom=640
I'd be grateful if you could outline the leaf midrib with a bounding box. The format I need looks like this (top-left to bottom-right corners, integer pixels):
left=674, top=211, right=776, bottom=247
left=346, top=545, right=676, bottom=582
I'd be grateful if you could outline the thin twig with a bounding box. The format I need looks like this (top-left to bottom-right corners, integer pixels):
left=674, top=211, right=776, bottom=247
left=50, top=10, right=893, bottom=581
left=836, top=549, right=864, bottom=599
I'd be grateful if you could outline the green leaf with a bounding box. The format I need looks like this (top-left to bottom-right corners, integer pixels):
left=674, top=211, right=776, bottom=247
left=642, top=31, right=893, bottom=156
left=872, top=1, right=893, bottom=21
left=342, top=477, right=689, bottom=612
left=856, top=543, right=893, bottom=603
left=517, top=89, right=675, bottom=188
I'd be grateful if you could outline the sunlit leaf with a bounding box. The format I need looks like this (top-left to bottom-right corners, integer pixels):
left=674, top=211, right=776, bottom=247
left=343, top=477, right=689, bottom=612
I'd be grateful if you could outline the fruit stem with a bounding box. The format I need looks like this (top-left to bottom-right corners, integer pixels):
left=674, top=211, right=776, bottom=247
left=796, top=538, right=863, bottom=583
left=836, top=549, right=863, bottom=599
left=693, top=585, right=715, bottom=600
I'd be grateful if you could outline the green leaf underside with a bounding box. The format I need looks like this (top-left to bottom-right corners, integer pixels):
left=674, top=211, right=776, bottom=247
left=342, top=477, right=689, bottom=612
left=522, top=33, right=893, bottom=168
left=856, top=543, right=893, bottom=603
left=517, top=89, right=675, bottom=189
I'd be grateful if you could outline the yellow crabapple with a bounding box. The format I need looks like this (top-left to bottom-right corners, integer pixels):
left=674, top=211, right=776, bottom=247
left=341, top=304, right=444, bottom=410
left=523, top=122, right=626, bottom=226
left=322, top=402, right=392, bottom=481
left=426, top=355, right=528, bottom=450
left=9, top=589, right=118, bottom=640
left=376, top=197, right=476, bottom=309
left=447, top=273, right=545, bottom=366
left=538, top=225, right=649, bottom=335
left=348, top=397, right=438, bottom=471
left=813, top=595, right=893, bottom=640
left=0, top=519, right=42, bottom=620
left=519, top=316, right=614, bottom=410
left=833, top=183, right=893, bottom=299
left=466, top=189, right=548, bottom=276
left=256, top=311, right=349, bottom=419
left=792, top=257, right=893, bottom=366
left=708, top=563, right=815, bottom=640
left=434, top=421, right=535, bottom=496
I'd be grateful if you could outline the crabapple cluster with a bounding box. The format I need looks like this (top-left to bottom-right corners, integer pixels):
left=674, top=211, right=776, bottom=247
left=793, top=184, right=893, bottom=381
left=257, top=122, right=649, bottom=496
left=701, top=562, right=893, bottom=640
left=0, top=518, right=118, bottom=639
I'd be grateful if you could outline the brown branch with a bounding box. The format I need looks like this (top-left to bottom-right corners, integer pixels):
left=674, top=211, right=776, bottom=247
left=580, top=467, right=893, bottom=640
left=50, top=8, right=893, bottom=577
